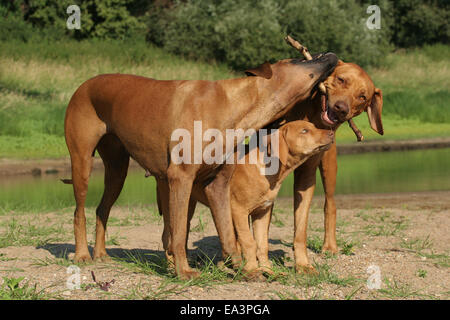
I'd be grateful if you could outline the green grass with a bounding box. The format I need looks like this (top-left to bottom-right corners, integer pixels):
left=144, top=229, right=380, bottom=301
left=114, top=249, right=242, bottom=287
left=267, top=257, right=359, bottom=289
left=400, top=235, right=449, bottom=268
left=377, top=277, right=433, bottom=299
left=0, top=276, right=53, bottom=300
left=0, top=218, right=68, bottom=248
left=0, top=38, right=234, bottom=159
left=0, top=39, right=448, bottom=159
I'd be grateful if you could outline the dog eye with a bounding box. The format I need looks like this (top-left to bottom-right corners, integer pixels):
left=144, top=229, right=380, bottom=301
left=337, top=77, right=345, bottom=84
left=301, top=129, right=308, bottom=134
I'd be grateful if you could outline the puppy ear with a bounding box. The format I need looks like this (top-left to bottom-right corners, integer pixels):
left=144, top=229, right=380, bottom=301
left=277, top=126, right=289, bottom=166
left=245, top=62, right=273, bottom=79
left=366, top=88, right=384, bottom=135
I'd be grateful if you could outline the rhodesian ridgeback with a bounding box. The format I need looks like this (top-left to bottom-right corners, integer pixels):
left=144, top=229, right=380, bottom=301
left=257, top=59, right=384, bottom=274
left=64, top=52, right=338, bottom=279
left=159, top=120, right=334, bottom=275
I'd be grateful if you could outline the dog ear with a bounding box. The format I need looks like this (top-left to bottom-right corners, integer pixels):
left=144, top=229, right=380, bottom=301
left=277, top=126, right=289, bottom=166
left=366, top=87, right=383, bottom=135
left=245, top=62, right=273, bottom=79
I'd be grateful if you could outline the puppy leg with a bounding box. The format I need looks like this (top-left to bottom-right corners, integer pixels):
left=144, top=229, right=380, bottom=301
left=252, top=205, right=274, bottom=273
left=233, top=205, right=259, bottom=274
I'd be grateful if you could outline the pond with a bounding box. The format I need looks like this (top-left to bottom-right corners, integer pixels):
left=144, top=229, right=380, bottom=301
left=1, top=148, right=450, bottom=213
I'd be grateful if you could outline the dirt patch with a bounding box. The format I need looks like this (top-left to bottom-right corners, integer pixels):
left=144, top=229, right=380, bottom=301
left=0, top=191, right=449, bottom=300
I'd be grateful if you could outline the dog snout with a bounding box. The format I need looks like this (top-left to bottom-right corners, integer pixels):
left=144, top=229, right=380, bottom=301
left=305, top=52, right=338, bottom=82
left=333, top=101, right=349, bottom=119
left=315, top=52, right=338, bottom=80
left=318, top=130, right=334, bottom=149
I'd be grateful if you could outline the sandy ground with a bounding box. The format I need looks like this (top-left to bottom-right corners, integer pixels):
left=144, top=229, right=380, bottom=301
left=0, top=191, right=449, bottom=300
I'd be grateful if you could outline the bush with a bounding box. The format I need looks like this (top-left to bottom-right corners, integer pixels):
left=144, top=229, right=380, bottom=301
left=0, top=6, right=35, bottom=42
left=1, top=0, right=448, bottom=69
left=281, top=0, right=392, bottom=67
left=160, top=0, right=286, bottom=69
left=391, top=0, right=449, bottom=47
left=0, top=0, right=145, bottom=40
left=148, top=0, right=393, bottom=69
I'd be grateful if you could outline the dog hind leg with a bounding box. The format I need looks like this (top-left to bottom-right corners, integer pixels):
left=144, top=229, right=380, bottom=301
left=93, top=134, right=130, bottom=261
left=65, top=101, right=107, bottom=263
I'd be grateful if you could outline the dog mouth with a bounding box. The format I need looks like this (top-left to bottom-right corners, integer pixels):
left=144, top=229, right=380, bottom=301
left=320, top=94, right=339, bottom=127
left=315, top=142, right=333, bottom=152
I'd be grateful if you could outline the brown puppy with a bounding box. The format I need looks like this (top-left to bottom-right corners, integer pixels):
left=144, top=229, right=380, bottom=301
left=255, top=60, right=384, bottom=273
left=64, top=53, right=338, bottom=279
left=160, top=121, right=334, bottom=274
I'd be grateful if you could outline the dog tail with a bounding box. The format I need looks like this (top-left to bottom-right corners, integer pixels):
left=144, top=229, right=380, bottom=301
left=61, top=149, right=96, bottom=185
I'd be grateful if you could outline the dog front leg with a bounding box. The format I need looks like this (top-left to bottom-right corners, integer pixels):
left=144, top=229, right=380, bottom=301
left=319, top=142, right=338, bottom=254
left=293, top=155, right=321, bottom=274
left=167, top=167, right=199, bottom=280
left=204, top=165, right=241, bottom=268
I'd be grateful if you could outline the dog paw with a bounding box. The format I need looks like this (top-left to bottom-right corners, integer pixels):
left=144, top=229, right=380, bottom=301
left=178, top=269, right=201, bottom=280
left=257, top=264, right=275, bottom=276
left=242, top=270, right=266, bottom=282
left=296, top=264, right=318, bottom=275
left=73, top=252, right=93, bottom=263
left=321, top=244, right=338, bottom=254
left=93, top=254, right=112, bottom=263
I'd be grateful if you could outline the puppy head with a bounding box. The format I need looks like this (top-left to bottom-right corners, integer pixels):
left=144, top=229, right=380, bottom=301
left=278, top=120, right=334, bottom=165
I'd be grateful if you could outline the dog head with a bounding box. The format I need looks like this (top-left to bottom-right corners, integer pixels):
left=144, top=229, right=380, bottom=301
left=278, top=120, right=334, bottom=166
left=321, top=61, right=383, bottom=135
left=245, top=53, right=339, bottom=109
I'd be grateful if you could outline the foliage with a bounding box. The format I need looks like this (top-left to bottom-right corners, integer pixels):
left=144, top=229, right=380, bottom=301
left=1, top=0, right=448, bottom=68
left=390, top=0, right=449, bottom=47
left=147, top=0, right=394, bottom=69
left=0, top=0, right=145, bottom=40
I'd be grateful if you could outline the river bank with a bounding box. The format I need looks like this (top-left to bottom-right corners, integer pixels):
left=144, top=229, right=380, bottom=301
left=1, top=137, right=449, bottom=177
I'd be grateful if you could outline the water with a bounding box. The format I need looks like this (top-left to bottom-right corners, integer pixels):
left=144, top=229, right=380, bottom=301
left=1, top=148, right=450, bottom=212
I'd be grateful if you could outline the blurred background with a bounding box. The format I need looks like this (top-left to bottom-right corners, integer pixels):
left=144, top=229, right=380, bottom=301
left=0, top=0, right=449, bottom=212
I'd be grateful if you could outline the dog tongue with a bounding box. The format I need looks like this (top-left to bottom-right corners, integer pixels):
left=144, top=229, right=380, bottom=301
left=321, top=94, right=327, bottom=112
left=322, top=110, right=335, bottom=125
left=320, top=94, right=334, bottom=126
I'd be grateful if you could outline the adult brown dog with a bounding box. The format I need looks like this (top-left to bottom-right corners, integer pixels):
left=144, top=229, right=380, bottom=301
left=258, top=60, right=384, bottom=274
left=63, top=52, right=338, bottom=279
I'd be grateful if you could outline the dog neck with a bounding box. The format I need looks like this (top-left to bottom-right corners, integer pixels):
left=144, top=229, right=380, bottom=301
left=220, top=62, right=320, bottom=133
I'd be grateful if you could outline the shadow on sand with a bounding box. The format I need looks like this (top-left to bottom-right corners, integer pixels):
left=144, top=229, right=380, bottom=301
left=37, top=235, right=287, bottom=273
